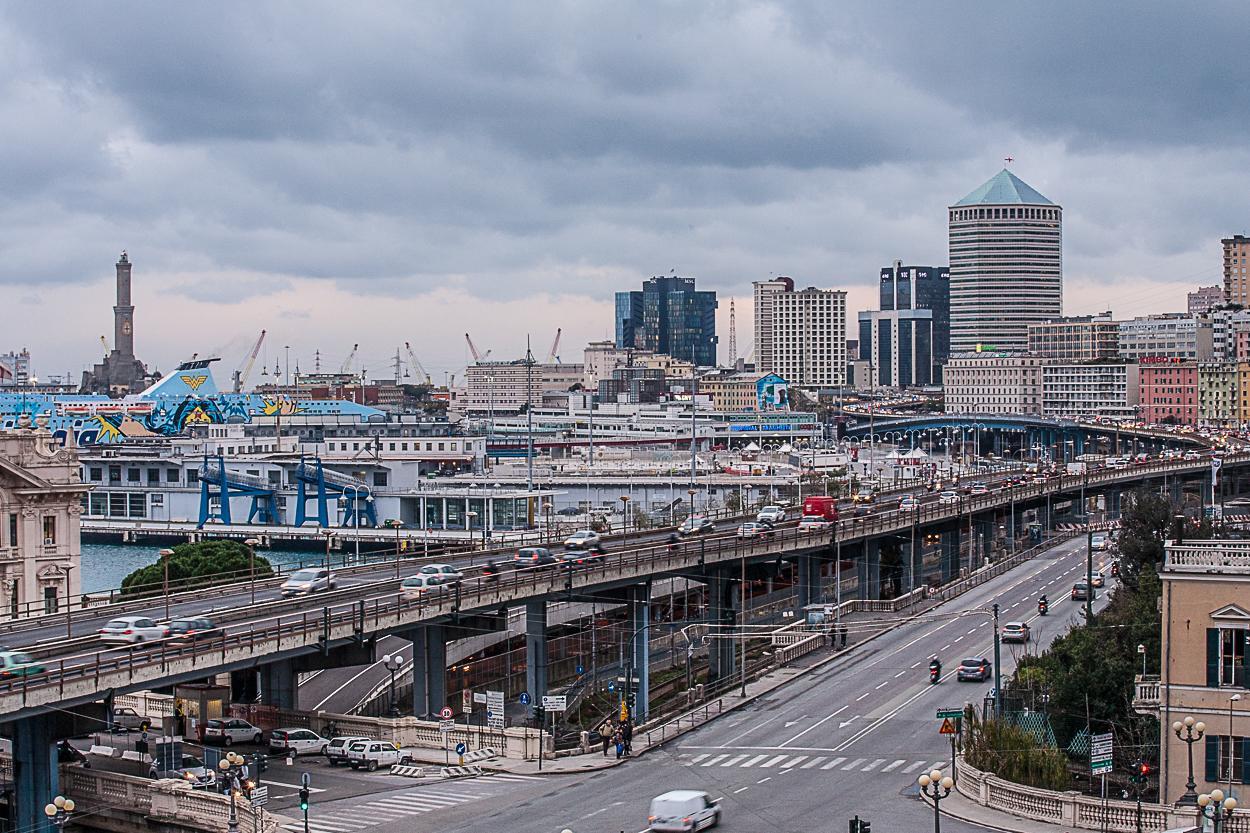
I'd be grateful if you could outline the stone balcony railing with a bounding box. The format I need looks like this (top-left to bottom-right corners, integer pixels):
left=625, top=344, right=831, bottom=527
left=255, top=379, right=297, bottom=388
left=1133, top=674, right=1160, bottom=714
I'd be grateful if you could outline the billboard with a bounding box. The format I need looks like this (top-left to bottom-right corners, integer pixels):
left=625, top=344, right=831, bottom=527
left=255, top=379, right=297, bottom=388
left=756, top=374, right=790, bottom=411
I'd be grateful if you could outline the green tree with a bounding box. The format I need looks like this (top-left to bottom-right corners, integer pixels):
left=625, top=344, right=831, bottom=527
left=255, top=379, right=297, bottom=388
left=119, top=540, right=274, bottom=599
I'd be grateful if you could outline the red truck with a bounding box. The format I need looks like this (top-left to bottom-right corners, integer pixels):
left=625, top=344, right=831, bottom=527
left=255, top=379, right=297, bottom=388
left=801, top=496, right=839, bottom=523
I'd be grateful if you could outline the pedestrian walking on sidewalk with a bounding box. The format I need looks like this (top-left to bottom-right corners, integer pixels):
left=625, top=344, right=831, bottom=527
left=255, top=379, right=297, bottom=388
left=837, top=622, right=848, bottom=648
left=601, top=727, right=612, bottom=757
left=613, top=728, right=624, bottom=759
left=622, top=720, right=633, bottom=756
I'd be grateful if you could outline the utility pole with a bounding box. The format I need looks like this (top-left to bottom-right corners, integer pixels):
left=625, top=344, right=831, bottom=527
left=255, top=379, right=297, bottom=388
left=992, top=603, right=1002, bottom=718
left=525, top=337, right=535, bottom=492
left=690, top=374, right=698, bottom=486
left=1085, top=526, right=1094, bottom=623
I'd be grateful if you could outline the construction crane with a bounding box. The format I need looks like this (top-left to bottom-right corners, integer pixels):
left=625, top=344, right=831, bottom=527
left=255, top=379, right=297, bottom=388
left=464, top=333, right=492, bottom=362
left=99, top=335, right=109, bottom=358
left=232, top=329, right=267, bottom=393
left=340, top=344, right=359, bottom=375
left=404, top=342, right=432, bottom=384
left=546, top=328, right=563, bottom=364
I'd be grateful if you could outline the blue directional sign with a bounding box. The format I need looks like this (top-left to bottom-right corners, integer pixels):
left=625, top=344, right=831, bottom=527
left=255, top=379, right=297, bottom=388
left=608, top=682, right=616, bottom=692
left=455, top=742, right=467, bottom=755
left=576, top=665, right=584, bottom=675
left=518, top=692, right=531, bottom=706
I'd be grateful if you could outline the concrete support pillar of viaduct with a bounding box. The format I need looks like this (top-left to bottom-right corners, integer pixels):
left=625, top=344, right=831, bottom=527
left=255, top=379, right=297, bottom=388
left=940, top=528, right=961, bottom=583
left=525, top=600, right=548, bottom=714
left=705, top=570, right=738, bottom=684
left=1107, top=490, right=1122, bottom=518
left=259, top=658, right=299, bottom=710
left=629, top=581, right=652, bottom=722
left=410, top=624, right=448, bottom=719
left=979, top=517, right=993, bottom=564
left=794, top=553, right=821, bottom=614
left=858, top=540, right=881, bottom=600
left=12, top=713, right=57, bottom=833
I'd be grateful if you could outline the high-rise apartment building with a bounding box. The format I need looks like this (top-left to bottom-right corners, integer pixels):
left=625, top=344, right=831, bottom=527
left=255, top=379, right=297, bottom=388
left=1188, top=285, right=1223, bottom=315
left=614, top=276, right=718, bottom=366
left=770, top=287, right=846, bottom=387
left=1222, top=235, right=1250, bottom=306
left=857, top=310, right=937, bottom=388
left=1027, top=314, right=1119, bottom=360
left=752, top=277, right=793, bottom=374
left=948, top=170, right=1062, bottom=353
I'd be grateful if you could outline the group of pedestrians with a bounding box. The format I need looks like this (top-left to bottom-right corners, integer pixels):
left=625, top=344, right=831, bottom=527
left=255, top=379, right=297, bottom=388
left=600, top=719, right=633, bottom=759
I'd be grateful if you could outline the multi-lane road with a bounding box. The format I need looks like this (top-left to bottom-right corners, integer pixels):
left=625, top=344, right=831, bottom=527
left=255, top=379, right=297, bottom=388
left=261, top=533, right=1109, bottom=833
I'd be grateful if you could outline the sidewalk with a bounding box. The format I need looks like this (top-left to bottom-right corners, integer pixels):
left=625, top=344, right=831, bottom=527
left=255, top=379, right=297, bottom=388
left=927, top=788, right=1080, bottom=833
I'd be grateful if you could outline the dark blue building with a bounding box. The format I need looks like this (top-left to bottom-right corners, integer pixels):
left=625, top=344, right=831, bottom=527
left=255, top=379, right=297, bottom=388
left=615, top=276, right=718, bottom=366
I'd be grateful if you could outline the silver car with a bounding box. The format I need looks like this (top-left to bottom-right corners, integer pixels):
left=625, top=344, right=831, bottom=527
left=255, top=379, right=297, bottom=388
left=150, top=754, right=216, bottom=789
left=280, top=568, right=336, bottom=596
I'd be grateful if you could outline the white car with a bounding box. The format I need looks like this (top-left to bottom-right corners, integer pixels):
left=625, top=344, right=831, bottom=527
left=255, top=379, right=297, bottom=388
left=798, top=516, right=833, bottom=530
left=268, top=728, right=328, bottom=757
left=99, top=615, right=169, bottom=644
left=401, top=574, right=451, bottom=599
left=1091, top=534, right=1107, bottom=551
left=898, top=497, right=921, bottom=511
left=563, top=530, right=602, bottom=550
left=346, top=739, right=414, bottom=771
left=415, top=564, right=464, bottom=584
left=756, top=506, right=786, bottom=524
left=736, top=522, right=773, bottom=539
left=938, top=491, right=959, bottom=505
left=202, top=718, right=263, bottom=746
left=280, top=568, right=337, bottom=596
left=648, top=790, right=721, bottom=832
left=325, top=736, right=372, bottom=767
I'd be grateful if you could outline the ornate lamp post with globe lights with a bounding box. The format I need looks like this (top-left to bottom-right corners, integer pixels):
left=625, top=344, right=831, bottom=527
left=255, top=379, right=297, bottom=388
left=918, top=768, right=954, bottom=833
left=44, top=795, right=74, bottom=831
left=1172, top=715, right=1205, bottom=805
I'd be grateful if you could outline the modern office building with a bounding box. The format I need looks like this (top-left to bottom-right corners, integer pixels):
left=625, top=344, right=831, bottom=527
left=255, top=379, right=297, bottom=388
left=1138, top=360, right=1198, bottom=426
left=857, top=309, right=937, bottom=388
left=1146, top=540, right=1250, bottom=803
left=1027, top=314, right=1119, bottom=361
left=768, top=285, right=847, bottom=387
left=948, top=170, right=1063, bottom=353
left=1188, top=285, right=1224, bottom=316
left=1040, top=361, right=1140, bottom=421
left=1118, top=314, right=1212, bottom=361
left=614, top=276, right=718, bottom=366
left=942, top=352, right=1047, bottom=415
left=752, top=277, right=794, bottom=374
left=1222, top=235, right=1250, bottom=306
left=879, top=261, right=950, bottom=365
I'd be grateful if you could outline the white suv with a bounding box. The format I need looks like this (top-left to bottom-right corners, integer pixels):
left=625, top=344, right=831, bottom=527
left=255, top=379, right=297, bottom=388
left=346, top=739, right=414, bottom=771
left=756, top=506, right=785, bottom=524
left=202, top=718, right=262, bottom=746
left=268, top=728, right=328, bottom=757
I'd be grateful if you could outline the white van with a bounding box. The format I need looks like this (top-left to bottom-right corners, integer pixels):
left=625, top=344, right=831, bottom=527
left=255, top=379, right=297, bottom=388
left=648, top=790, right=721, bottom=832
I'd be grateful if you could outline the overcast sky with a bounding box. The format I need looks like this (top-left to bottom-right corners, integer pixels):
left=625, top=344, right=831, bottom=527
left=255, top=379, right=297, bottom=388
left=2, top=1, right=1247, bottom=384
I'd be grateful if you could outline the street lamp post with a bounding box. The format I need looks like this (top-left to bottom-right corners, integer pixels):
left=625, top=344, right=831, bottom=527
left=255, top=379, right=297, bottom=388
left=918, top=768, right=954, bottom=833
left=382, top=653, right=405, bottom=718
left=384, top=520, right=402, bottom=579
left=1138, top=643, right=1146, bottom=677
left=60, top=563, right=75, bottom=639
left=159, top=548, right=175, bottom=621
left=687, top=488, right=697, bottom=520
left=1198, top=789, right=1238, bottom=833
left=320, top=529, right=335, bottom=574
left=217, top=750, right=249, bottom=833
left=1172, top=716, right=1206, bottom=805
left=44, top=794, right=75, bottom=832
left=341, top=487, right=373, bottom=563
left=244, top=537, right=261, bottom=604
left=620, top=496, right=631, bottom=547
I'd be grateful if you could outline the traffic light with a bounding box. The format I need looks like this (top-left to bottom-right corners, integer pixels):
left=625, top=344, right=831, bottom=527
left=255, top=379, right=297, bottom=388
left=298, top=786, right=309, bottom=813
left=849, top=816, right=871, bottom=833
left=532, top=705, right=546, bottom=723
left=1131, top=760, right=1151, bottom=785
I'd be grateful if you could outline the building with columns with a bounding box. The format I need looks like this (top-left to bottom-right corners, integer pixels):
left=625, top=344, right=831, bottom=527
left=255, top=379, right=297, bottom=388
left=0, top=416, right=88, bottom=616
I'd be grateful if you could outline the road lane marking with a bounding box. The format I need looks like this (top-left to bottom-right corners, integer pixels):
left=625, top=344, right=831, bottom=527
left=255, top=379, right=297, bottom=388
left=842, top=757, right=866, bottom=771
left=688, top=754, right=709, bottom=765
left=720, top=713, right=783, bottom=745
left=720, top=754, right=747, bottom=767
left=855, top=692, right=870, bottom=701
left=734, top=786, right=749, bottom=794
left=701, top=754, right=728, bottom=767
left=757, top=777, right=772, bottom=784
left=741, top=754, right=769, bottom=767
left=894, top=670, right=906, bottom=678
left=875, top=681, right=889, bottom=689
left=779, top=704, right=847, bottom=747
left=759, top=755, right=788, bottom=768
left=800, top=757, right=827, bottom=769
left=882, top=760, right=904, bottom=772
left=780, top=756, right=807, bottom=768
left=863, top=758, right=886, bottom=771
left=821, top=757, right=847, bottom=770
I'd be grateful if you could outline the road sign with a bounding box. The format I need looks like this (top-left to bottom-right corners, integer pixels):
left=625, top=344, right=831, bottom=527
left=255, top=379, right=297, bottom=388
left=1091, top=731, right=1113, bottom=775
left=576, top=665, right=584, bottom=675
left=473, top=691, right=487, bottom=704
left=439, top=706, right=454, bottom=720
left=518, top=692, right=531, bottom=706
left=462, top=690, right=472, bottom=714
left=455, top=742, right=467, bottom=755
left=249, top=786, right=269, bottom=807
left=542, top=695, right=567, bottom=712
left=939, top=718, right=957, bottom=736
left=439, top=719, right=455, bottom=733
left=486, top=690, right=504, bottom=729
left=936, top=709, right=963, bottom=720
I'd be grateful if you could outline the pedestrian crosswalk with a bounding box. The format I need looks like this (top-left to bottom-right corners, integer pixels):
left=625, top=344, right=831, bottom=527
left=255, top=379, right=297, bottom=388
left=281, top=774, right=544, bottom=833
left=679, top=753, right=947, bottom=776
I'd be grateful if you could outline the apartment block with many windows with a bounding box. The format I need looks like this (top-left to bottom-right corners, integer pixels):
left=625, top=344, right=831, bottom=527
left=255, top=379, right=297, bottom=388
left=942, top=353, right=1047, bottom=415
left=1138, top=359, right=1198, bottom=426
left=1223, top=235, right=1250, bottom=306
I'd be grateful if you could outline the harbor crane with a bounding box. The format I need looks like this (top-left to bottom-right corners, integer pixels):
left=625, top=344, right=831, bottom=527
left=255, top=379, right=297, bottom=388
left=404, top=342, right=432, bottom=385
left=232, top=329, right=267, bottom=393
left=340, top=343, right=359, bottom=375
left=546, top=328, right=563, bottom=364
left=464, top=333, right=492, bottom=362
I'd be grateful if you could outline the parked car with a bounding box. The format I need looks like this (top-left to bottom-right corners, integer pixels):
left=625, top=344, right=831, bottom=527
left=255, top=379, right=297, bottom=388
left=109, top=706, right=154, bottom=733
left=756, top=506, right=786, bottom=524
left=346, top=739, right=414, bottom=771
left=325, top=736, right=372, bottom=767
left=648, top=790, right=721, bottom=832
left=1000, top=622, right=1030, bottom=643
left=416, top=564, right=464, bottom=584
left=401, top=575, right=451, bottom=598
left=678, top=516, right=715, bottom=537
left=956, top=656, right=992, bottom=682
left=162, top=617, right=218, bottom=643
left=150, top=754, right=216, bottom=789
left=268, top=728, right=328, bottom=757
left=736, top=522, right=774, bottom=539
left=938, top=491, right=959, bottom=505
left=563, top=530, right=602, bottom=550
left=513, top=547, right=559, bottom=569
left=0, top=649, right=43, bottom=677
left=280, top=568, right=336, bottom=596
left=99, top=615, right=169, bottom=645
left=202, top=718, right=263, bottom=746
